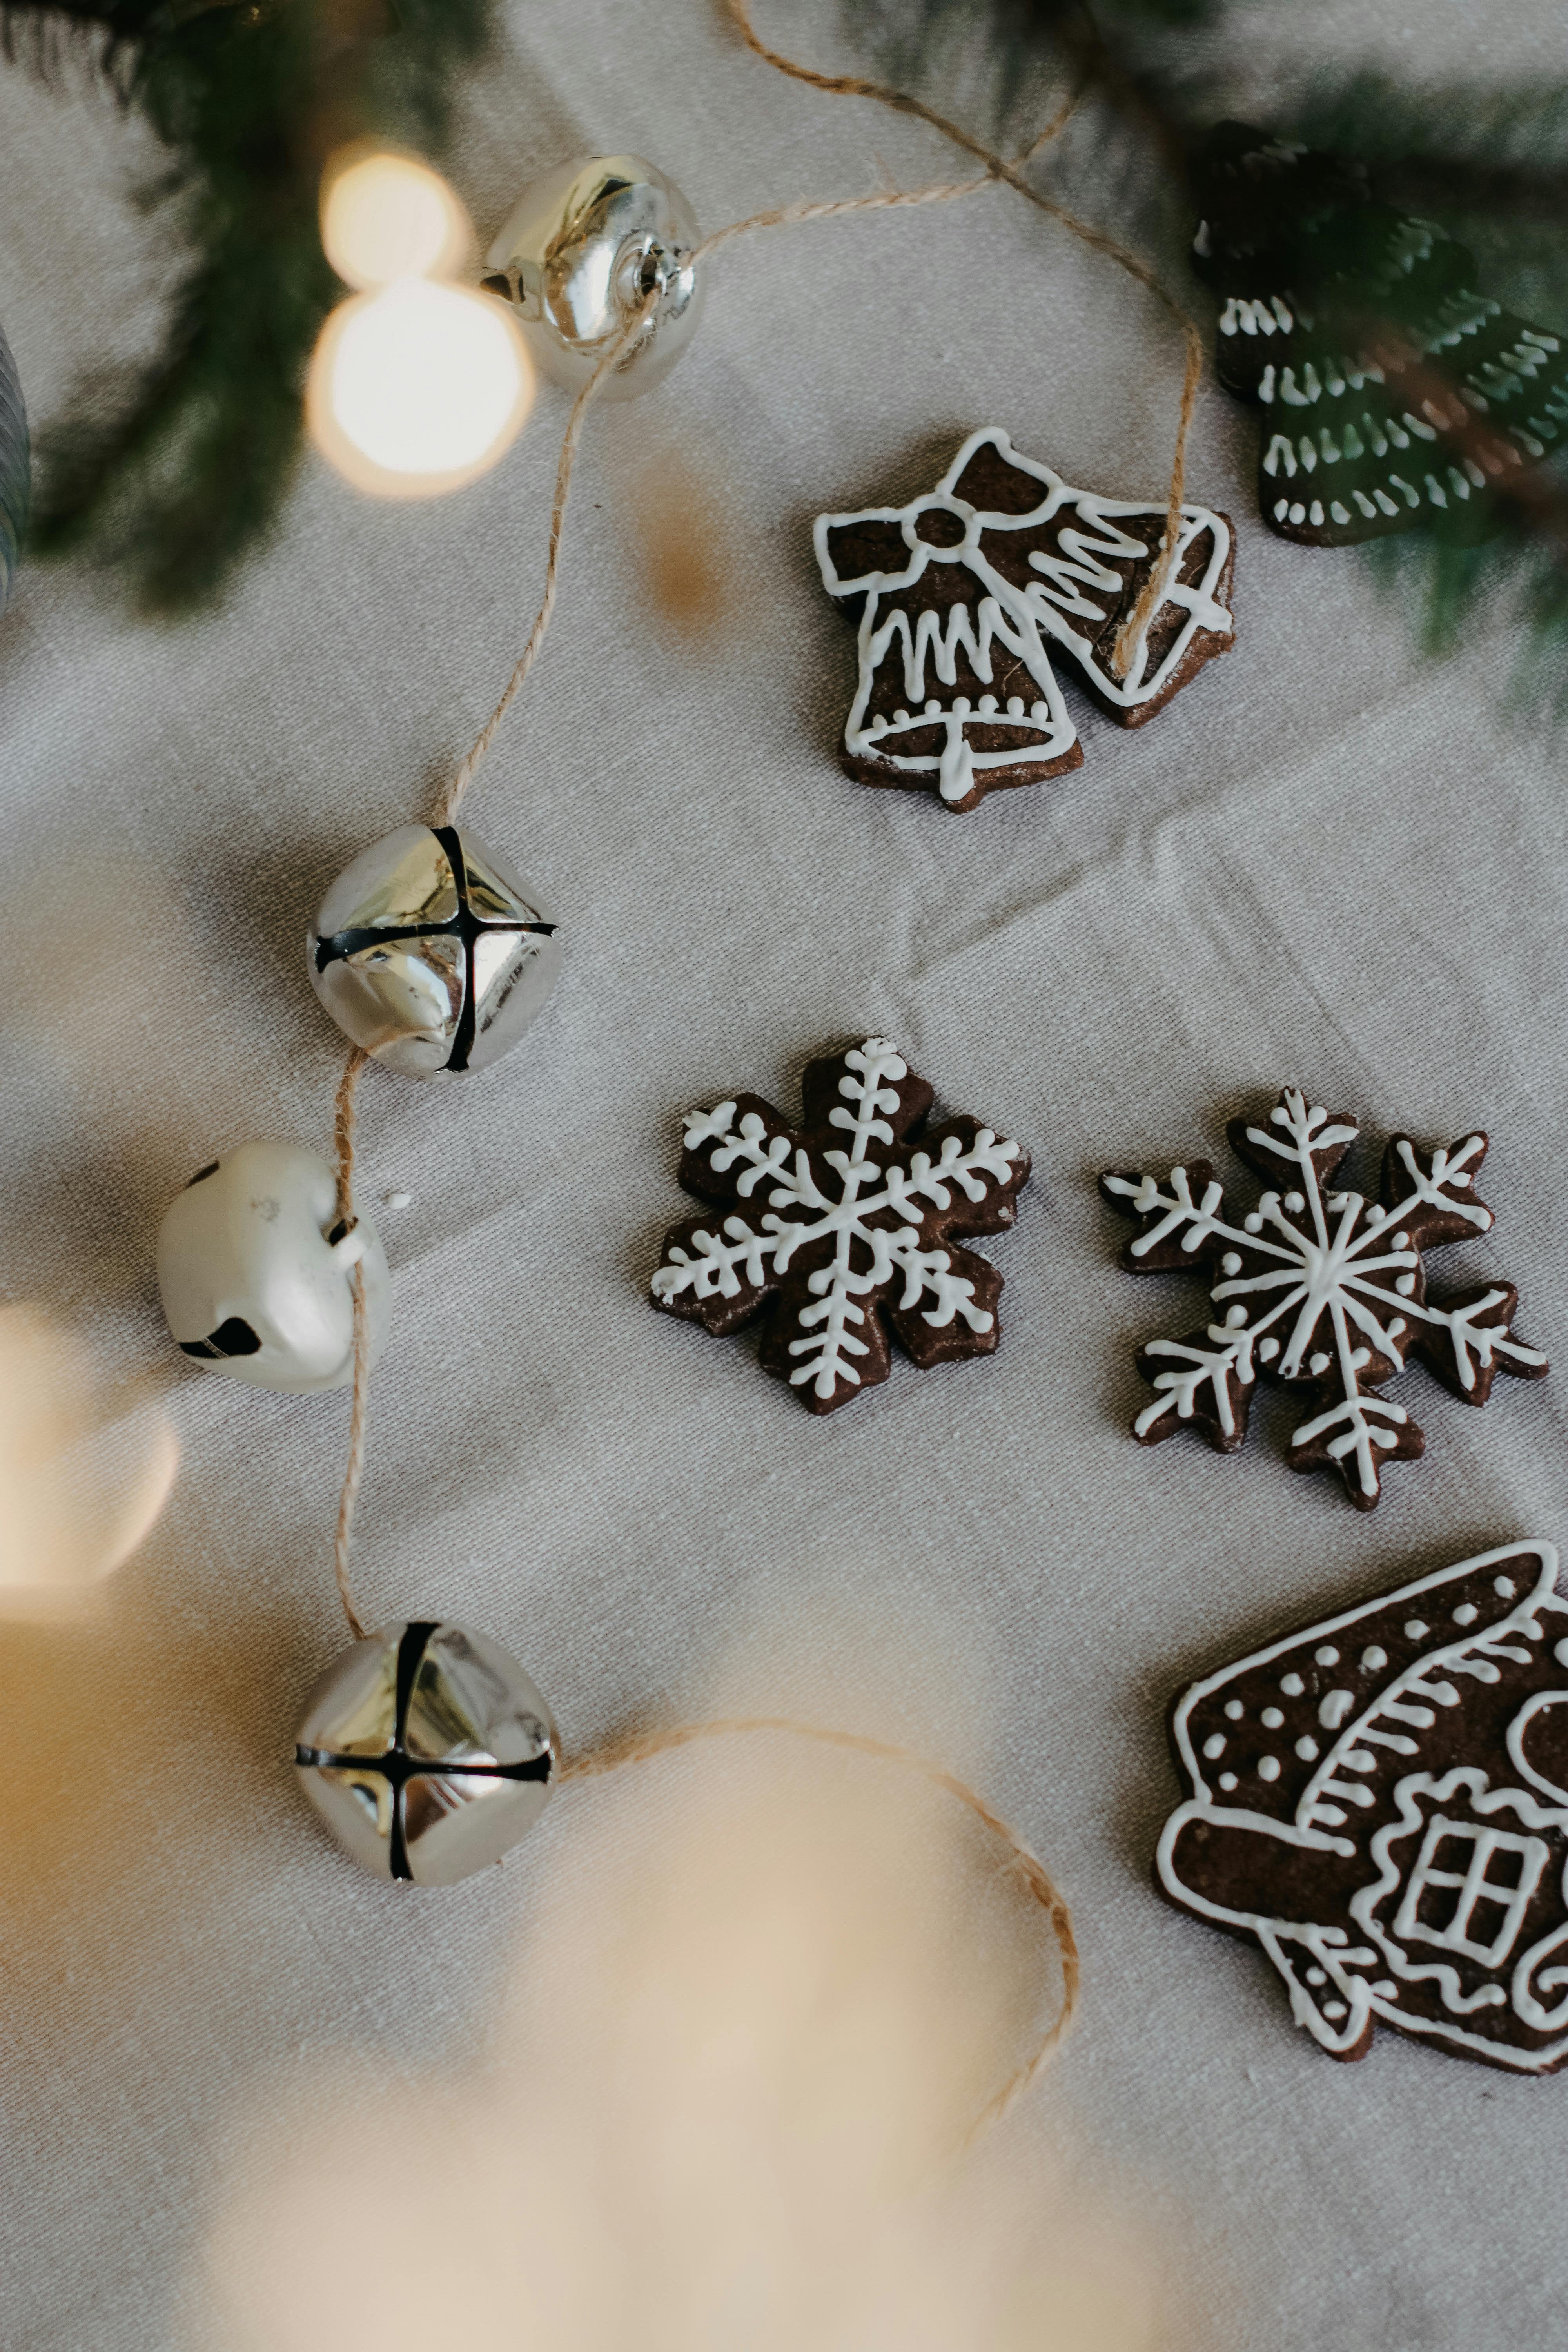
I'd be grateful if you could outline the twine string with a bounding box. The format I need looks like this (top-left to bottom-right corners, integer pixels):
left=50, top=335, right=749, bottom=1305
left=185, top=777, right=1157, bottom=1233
left=331, top=1046, right=370, bottom=1641
left=722, top=0, right=1202, bottom=675
left=559, top=1713, right=1079, bottom=2139
left=433, top=292, right=659, bottom=829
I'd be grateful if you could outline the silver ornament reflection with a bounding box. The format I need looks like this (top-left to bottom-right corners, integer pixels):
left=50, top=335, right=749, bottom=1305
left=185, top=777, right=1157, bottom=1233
left=157, top=1141, right=390, bottom=1392
left=307, top=822, right=561, bottom=1078
left=295, top=1620, right=559, bottom=1884
left=0, top=318, right=29, bottom=624
left=483, top=154, right=703, bottom=400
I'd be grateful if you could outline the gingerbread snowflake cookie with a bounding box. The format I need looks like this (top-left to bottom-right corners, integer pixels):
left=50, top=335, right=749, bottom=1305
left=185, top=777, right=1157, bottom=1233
left=1100, top=1087, right=1546, bottom=1508
left=650, top=1038, right=1029, bottom=1413
left=1160, top=1539, right=1568, bottom=2071
left=814, top=427, right=1234, bottom=811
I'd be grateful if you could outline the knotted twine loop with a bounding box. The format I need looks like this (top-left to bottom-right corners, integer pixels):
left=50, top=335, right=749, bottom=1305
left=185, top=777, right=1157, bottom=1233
left=560, top=1714, right=1079, bottom=2142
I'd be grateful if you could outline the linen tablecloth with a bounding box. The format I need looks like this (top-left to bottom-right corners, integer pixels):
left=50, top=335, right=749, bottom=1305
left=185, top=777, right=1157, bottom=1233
left=3, top=3, right=1566, bottom=2343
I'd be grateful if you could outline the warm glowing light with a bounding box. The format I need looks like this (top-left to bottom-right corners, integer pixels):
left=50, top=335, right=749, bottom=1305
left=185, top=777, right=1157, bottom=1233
left=320, top=145, right=471, bottom=289
left=199, top=1701, right=1167, bottom=2350
left=0, top=1307, right=179, bottom=1601
left=308, top=280, right=534, bottom=497
left=310, top=144, right=534, bottom=499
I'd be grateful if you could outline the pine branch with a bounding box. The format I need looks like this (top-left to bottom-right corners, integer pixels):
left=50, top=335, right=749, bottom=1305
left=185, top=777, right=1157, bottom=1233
left=1292, top=72, right=1568, bottom=222
left=4, top=0, right=489, bottom=613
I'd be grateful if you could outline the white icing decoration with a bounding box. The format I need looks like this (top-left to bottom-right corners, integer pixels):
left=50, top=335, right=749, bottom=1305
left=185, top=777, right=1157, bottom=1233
left=1159, top=1541, right=1568, bottom=2070
left=1281, top=1673, right=1305, bottom=1697
left=651, top=1040, right=1022, bottom=1402
left=1225, top=1700, right=1245, bottom=1721
left=1454, top=1603, right=1479, bottom=1626
left=1103, top=1093, right=1546, bottom=1502
left=1261, top=1708, right=1284, bottom=1729
left=1297, top=1737, right=1320, bottom=1761
left=1203, top=1734, right=1226, bottom=1760
left=814, top=427, right=1234, bottom=800
left=1316, top=1646, right=1340, bottom=1666
left=1258, top=1756, right=1281, bottom=1781
left=1406, top=1620, right=1429, bottom=1640
left=1319, top=1689, right=1356, bottom=1730
left=1219, top=1773, right=1237, bottom=1791
left=1361, top=1646, right=1388, bottom=1673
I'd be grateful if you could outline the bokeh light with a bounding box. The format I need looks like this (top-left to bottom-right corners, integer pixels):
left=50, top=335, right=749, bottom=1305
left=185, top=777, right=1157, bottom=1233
left=321, top=145, right=471, bottom=290
left=195, top=1726, right=1171, bottom=2351
left=0, top=1306, right=178, bottom=1603
left=309, top=146, right=534, bottom=499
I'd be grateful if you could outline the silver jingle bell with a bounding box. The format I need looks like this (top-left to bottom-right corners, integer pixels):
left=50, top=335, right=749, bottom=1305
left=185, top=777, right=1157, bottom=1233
left=295, top=1619, right=559, bottom=1884
left=307, top=822, right=561, bottom=1078
left=157, top=1141, right=390, bottom=1393
left=483, top=154, right=704, bottom=400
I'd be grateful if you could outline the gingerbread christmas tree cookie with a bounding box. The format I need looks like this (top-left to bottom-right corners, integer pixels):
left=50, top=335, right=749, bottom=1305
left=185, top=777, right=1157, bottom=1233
left=814, top=426, right=1234, bottom=811
left=1160, top=1539, right=1568, bottom=2071
left=650, top=1037, right=1029, bottom=1412
left=1191, top=122, right=1568, bottom=548
left=1100, top=1086, right=1546, bottom=1507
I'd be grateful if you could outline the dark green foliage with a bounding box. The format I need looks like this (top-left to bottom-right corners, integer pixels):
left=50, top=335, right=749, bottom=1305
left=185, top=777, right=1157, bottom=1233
left=2, top=0, right=488, bottom=613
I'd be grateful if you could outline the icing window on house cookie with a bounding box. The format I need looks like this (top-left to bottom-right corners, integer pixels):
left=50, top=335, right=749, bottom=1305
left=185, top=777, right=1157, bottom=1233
left=1155, top=1541, right=1568, bottom=2071
left=1393, top=1817, right=1549, bottom=1967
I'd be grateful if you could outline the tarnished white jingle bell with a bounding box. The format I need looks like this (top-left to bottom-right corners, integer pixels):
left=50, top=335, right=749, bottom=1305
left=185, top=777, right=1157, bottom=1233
left=295, top=1620, right=559, bottom=1884
left=482, top=154, right=703, bottom=399
left=307, top=822, right=561, bottom=1078
left=157, top=1142, right=390, bottom=1392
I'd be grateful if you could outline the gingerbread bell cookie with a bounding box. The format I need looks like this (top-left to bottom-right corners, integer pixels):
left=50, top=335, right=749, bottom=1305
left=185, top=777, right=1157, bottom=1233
left=650, top=1037, right=1029, bottom=1412
left=813, top=426, right=1234, bottom=811
left=1101, top=1086, right=1547, bottom=1508
left=1160, top=1540, right=1568, bottom=2072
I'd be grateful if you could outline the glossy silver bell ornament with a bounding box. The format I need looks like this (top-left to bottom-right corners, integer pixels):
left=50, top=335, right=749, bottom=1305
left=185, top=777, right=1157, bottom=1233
left=157, top=1142, right=390, bottom=1392
left=295, top=1620, right=559, bottom=1884
left=483, top=154, right=703, bottom=400
left=307, top=822, right=561, bottom=1078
